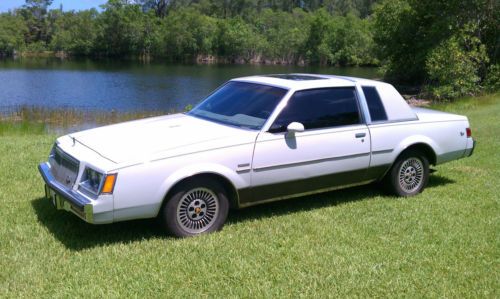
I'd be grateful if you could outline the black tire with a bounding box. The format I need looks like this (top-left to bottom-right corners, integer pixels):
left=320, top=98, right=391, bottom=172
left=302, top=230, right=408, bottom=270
left=159, top=177, right=229, bottom=237
left=383, top=149, right=430, bottom=196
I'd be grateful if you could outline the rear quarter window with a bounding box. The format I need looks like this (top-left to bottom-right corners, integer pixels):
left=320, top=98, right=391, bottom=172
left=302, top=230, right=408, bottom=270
left=362, top=86, right=388, bottom=122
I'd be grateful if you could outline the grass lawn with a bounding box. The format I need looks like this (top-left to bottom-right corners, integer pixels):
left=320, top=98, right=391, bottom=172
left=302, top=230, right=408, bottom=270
left=1, top=93, right=498, bottom=297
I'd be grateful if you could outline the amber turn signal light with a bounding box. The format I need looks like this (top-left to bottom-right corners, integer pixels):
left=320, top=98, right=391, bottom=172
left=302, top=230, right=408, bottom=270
left=101, top=173, right=117, bottom=194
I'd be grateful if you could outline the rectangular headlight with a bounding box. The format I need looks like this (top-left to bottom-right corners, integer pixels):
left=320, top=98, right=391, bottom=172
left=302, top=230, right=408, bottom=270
left=79, top=167, right=103, bottom=196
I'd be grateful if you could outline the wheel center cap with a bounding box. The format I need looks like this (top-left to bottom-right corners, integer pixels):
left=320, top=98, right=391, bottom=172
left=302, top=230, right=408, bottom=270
left=194, top=207, right=202, bottom=214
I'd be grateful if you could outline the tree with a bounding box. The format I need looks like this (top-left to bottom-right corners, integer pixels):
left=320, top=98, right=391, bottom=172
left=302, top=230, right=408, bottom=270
left=161, top=8, right=218, bottom=60
left=138, top=0, right=171, bottom=17
left=326, top=13, right=376, bottom=65
left=373, top=0, right=497, bottom=84
left=255, top=8, right=308, bottom=63
left=216, top=17, right=265, bottom=62
left=425, top=24, right=489, bottom=99
left=20, top=0, right=53, bottom=45
left=304, top=9, right=331, bottom=64
left=95, top=0, right=145, bottom=56
left=0, top=13, right=28, bottom=55
left=50, top=9, right=99, bottom=55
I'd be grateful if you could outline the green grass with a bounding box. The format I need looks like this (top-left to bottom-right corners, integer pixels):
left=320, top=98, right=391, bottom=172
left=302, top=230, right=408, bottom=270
left=1, top=94, right=499, bottom=297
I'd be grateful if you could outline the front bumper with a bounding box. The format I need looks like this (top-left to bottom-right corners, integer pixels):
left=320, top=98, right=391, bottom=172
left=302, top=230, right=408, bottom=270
left=39, top=162, right=94, bottom=222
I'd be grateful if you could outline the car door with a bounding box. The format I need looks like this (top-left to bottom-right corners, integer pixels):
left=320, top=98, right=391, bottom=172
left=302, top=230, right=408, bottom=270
left=245, top=87, right=371, bottom=204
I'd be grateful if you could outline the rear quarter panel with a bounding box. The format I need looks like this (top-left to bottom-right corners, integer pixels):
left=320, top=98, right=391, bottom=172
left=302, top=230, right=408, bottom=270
left=369, top=119, right=469, bottom=168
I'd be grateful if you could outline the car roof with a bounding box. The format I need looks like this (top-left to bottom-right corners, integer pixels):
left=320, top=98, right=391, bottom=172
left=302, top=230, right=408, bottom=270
left=232, top=73, right=417, bottom=122
left=231, top=73, right=383, bottom=90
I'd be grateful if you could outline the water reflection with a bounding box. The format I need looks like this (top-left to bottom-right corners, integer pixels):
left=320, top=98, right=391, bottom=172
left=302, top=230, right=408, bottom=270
left=0, top=58, right=380, bottom=112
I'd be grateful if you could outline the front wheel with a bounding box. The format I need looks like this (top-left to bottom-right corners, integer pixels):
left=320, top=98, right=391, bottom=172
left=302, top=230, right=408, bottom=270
left=384, top=150, right=429, bottom=196
left=159, top=178, right=229, bottom=237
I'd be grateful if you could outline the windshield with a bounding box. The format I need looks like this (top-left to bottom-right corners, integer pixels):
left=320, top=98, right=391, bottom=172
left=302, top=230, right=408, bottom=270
left=188, top=81, right=288, bottom=130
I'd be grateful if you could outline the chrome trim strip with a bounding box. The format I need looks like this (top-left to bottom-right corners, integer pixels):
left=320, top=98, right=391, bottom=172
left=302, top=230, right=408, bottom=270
left=372, top=149, right=394, bottom=155
left=239, top=179, right=375, bottom=208
left=253, top=152, right=370, bottom=172
left=236, top=163, right=251, bottom=173
left=236, top=169, right=251, bottom=174
left=367, top=117, right=422, bottom=126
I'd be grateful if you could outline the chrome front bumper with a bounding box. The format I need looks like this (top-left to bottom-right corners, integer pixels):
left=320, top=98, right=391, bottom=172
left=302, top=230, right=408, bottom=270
left=38, top=162, right=95, bottom=223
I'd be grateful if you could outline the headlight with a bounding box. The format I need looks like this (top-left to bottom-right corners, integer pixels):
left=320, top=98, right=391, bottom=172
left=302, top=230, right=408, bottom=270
left=79, top=167, right=117, bottom=197
left=79, top=167, right=103, bottom=196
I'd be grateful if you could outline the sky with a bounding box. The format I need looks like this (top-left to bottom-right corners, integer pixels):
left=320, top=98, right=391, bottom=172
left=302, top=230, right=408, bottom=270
left=0, top=0, right=108, bottom=12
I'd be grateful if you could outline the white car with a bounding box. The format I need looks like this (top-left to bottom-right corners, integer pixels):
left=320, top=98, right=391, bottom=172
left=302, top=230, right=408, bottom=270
left=39, top=74, right=475, bottom=237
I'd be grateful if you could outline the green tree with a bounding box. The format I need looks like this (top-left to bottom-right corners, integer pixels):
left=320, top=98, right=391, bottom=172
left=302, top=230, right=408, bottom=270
left=161, top=8, right=218, bottom=60
left=425, top=24, right=489, bottom=99
left=216, top=17, right=265, bottom=62
left=50, top=9, right=98, bottom=55
left=20, top=0, right=53, bottom=46
left=95, top=0, right=145, bottom=57
left=326, top=13, right=376, bottom=65
left=255, top=8, right=308, bottom=63
left=0, top=13, right=28, bottom=55
left=373, top=0, right=496, bottom=84
left=304, top=9, right=331, bottom=64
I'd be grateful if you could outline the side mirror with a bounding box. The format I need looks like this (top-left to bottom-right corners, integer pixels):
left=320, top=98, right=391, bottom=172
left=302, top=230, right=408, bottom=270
left=286, top=122, right=305, bottom=134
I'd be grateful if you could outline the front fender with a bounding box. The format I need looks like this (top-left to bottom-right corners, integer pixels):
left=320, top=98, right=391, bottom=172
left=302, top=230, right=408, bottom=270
left=153, top=163, right=247, bottom=214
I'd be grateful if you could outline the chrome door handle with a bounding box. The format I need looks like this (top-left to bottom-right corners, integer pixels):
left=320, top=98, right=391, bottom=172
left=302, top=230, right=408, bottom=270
left=355, top=133, right=366, bottom=138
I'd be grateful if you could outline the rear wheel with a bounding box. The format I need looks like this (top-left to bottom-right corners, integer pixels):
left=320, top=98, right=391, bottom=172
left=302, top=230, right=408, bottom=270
left=384, top=150, right=429, bottom=196
left=159, top=178, right=229, bottom=237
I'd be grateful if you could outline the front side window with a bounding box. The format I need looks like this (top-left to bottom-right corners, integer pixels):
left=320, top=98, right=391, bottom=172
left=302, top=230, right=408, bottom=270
left=269, top=87, right=361, bottom=132
left=188, top=81, right=287, bottom=130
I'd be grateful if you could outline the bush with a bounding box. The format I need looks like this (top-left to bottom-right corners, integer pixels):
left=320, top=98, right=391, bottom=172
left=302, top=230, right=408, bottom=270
left=424, top=25, right=488, bottom=100
left=0, top=14, right=27, bottom=55
left=484, top=64, right=500, bottom=92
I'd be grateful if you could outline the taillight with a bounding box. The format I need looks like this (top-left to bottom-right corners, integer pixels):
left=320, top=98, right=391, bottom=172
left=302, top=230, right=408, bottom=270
left=466, top=127, right=472, bottom=137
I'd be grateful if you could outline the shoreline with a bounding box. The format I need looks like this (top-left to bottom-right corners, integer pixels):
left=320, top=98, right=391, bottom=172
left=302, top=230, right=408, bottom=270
left=3, top=51, right=379, bottom=67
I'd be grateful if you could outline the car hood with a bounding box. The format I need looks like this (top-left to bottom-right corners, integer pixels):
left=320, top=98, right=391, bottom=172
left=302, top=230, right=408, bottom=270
left=69, top=114, right=257, bottom=165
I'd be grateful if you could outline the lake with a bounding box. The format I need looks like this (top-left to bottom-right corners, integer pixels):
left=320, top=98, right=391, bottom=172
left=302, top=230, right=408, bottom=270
left=0, top=58, right=380, bottom=112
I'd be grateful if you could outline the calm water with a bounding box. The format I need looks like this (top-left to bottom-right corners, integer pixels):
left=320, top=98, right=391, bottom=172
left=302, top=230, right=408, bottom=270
left=0, top=58, right=380, bottom=112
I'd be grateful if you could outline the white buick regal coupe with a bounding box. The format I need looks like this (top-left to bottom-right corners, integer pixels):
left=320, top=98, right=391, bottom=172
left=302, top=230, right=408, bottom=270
left=39, top=74, right=475, bottom=237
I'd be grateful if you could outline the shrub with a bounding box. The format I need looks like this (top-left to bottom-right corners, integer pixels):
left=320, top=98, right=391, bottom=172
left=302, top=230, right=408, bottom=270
left=424, top=24, right=488, bottom=100
left=484, top=64, right=500, bottom=92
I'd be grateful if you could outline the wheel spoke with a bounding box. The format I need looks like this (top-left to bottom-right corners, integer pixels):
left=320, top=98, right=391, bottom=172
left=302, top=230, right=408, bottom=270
left=176, top=187, right=219, bottom=234
left=398, top=157, right=424, bottom=193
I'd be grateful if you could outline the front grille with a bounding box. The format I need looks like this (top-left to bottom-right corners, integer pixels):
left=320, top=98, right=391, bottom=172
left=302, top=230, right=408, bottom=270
left=53, top=146, right=79, bottom=173
left=50, top=145, right=80, bottom=188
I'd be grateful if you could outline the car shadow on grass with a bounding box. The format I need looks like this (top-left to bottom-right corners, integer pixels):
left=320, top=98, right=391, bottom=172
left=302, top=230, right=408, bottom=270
left=31, top=197, right=168, bottom=251
left=427, top=174, right=455, bottom=188
left=31, top=174, right=454, bottom=251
